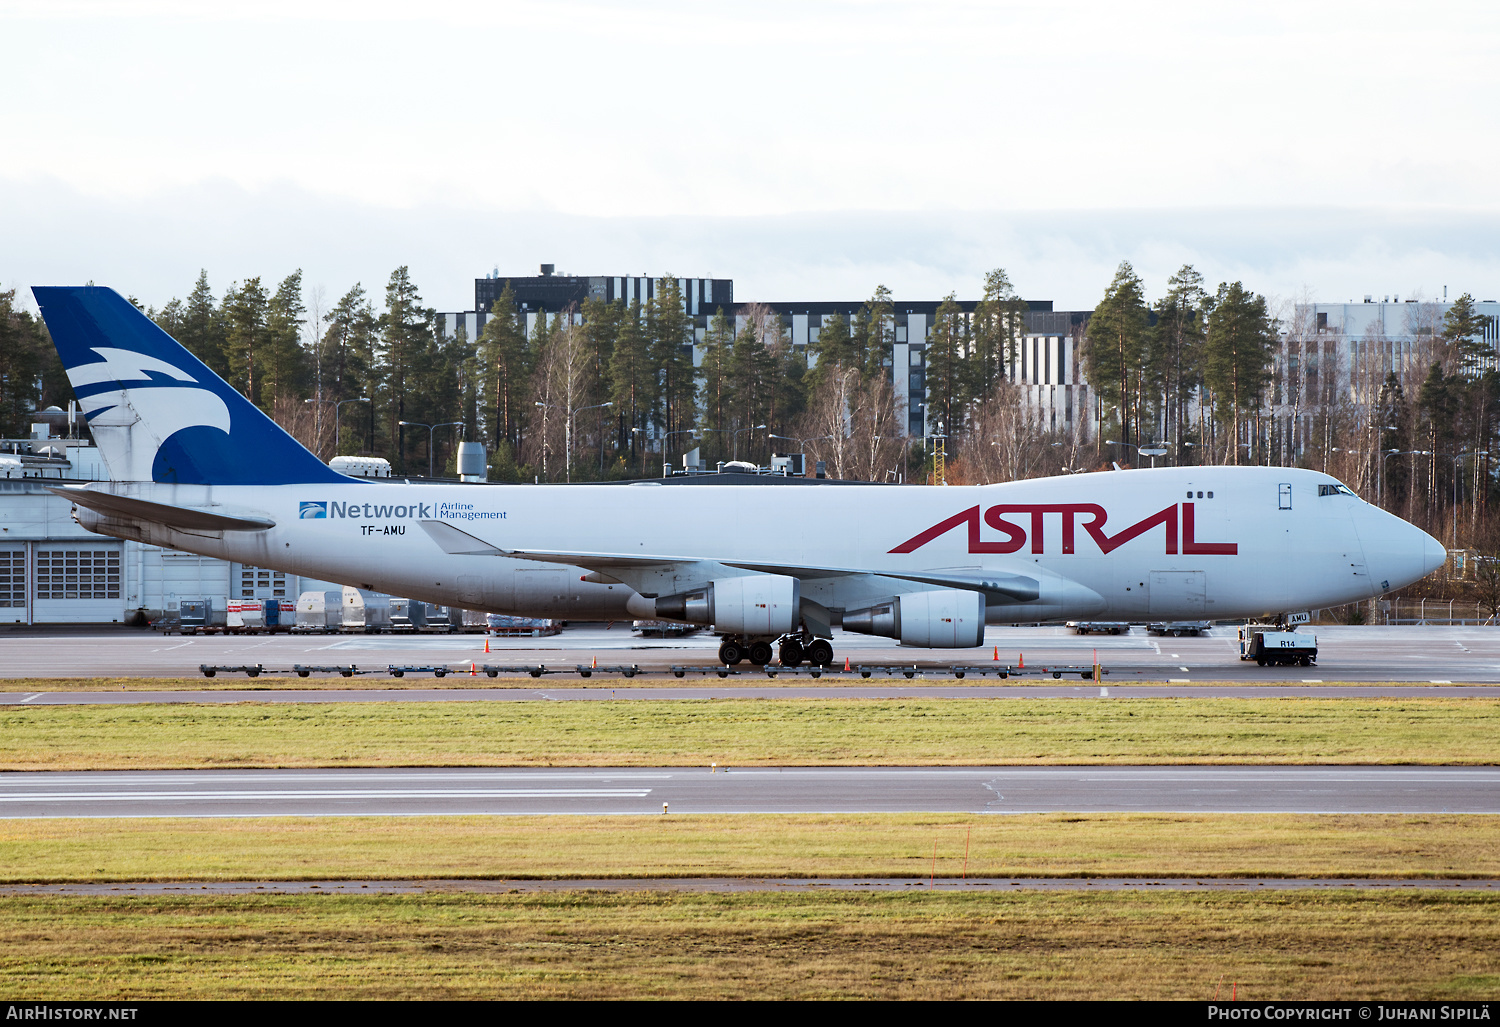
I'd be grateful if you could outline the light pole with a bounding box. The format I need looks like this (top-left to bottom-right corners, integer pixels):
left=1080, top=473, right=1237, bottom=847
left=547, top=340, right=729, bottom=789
left=536, top=401, right=612, bottom=483
left=1107, top=440, right=1169, bottom=469
left=733, top=423, right=766, bottom=462
left=661, top=427, right=699, bottom=477
left=305, top=396, right=369, bottom=456
left=399, top=420, right=463, bottom=478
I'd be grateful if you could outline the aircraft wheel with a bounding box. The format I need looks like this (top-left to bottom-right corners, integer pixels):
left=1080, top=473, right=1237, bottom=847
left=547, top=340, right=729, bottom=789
left=719, top=640, right=745, bottom=666
left=1256, top=658, right=1266, bottom=667
left=779, top=640, right=804, bottom=667
left=748, top=641, right=774, bottom=666
left=805, top=639, right=834, bottom=667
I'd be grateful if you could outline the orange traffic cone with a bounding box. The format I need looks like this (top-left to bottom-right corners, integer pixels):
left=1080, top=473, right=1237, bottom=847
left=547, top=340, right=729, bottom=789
left=470, top=662, right=476, bottom=676
left=843, top=656, right=851, bottom=672
left=992, top=645, right=999, bottom=661
left=592, top=655, right=597, bottom=669
left=1019, top=652, right=1024, bottom=669
left=484, top=638, right=490, bottom=653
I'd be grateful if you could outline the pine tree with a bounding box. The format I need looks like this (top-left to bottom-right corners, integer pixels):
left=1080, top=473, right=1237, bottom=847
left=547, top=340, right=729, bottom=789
left=1204, top=281, right=1276, bottom=464
left=379, top=267, right=433, bottom=473
left=179, top=271, right=227, bottom=376
left=970, top=268, right=1025, bottom=400
left=1443, top=293, right=1492, bottom=373
left=477, top=283, right=529, bottom=450
left=852, top=286, right=894, bottom=382
left=648, top=277, right=695, bottom=438
left=0, top=290, right=50, bottom=437
left=1150, top=265, right=1208, bottom=459
left=320, top=284, right=377, bottom=454
left=925, top=293, right=967, bottom=438
left=806, top=311, right=854, bottom=395
left=609, top=300, right=652, bottom=470
left=265, top=270, right=308, bottom=402
left=223, top=277, right=270, bottom=408
left=698, top=307, right=736, bottom=463
left=1083, top=262, right=1149, bottom=457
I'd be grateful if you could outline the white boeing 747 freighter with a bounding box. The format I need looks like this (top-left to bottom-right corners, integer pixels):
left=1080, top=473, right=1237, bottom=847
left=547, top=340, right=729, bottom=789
left=33, top=286, right=1445, bottom=667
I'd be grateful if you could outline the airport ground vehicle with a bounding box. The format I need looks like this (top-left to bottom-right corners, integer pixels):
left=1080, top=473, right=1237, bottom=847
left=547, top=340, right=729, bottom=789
left=1068, top=621, right=1131, bottom=635
left=34, top=286, right=1448, bottom=671
left=1238, top=625, right=1318, bottom=666
left=633, top=619, right=702, bottom=637
left=1147, top=620, right=1213, bottom=636
left=486, top=614, right=560, bottom=636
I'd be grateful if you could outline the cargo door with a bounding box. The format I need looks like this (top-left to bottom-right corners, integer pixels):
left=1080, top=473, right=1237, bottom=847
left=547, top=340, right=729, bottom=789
left=1148, top=570, right=1206, bottom=617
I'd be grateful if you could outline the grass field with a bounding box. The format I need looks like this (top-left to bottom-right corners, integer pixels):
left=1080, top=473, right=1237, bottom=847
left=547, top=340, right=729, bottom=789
left=2, top=813, right=1496, bottom=883
left=2, top=890, right=1497, bottom=999
left=2, top=697, right=1496, bottom=770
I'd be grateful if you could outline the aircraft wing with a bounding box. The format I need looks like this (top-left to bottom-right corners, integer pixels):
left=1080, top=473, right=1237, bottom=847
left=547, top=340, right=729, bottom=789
left=417, top=519, right=1040, bottom=603
left=50, top=486, right=276, bottom=532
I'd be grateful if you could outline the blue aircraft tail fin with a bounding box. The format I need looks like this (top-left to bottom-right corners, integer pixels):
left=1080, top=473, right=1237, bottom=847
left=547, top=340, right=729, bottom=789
left=32, top=285, right=349, bottom=485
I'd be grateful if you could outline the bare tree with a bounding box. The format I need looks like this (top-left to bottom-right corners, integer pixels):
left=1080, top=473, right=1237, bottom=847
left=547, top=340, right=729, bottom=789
left=523, top=318, right=591, bottom=481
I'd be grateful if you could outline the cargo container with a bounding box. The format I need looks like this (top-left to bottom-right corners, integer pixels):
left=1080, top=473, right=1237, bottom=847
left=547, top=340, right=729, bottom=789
left=341, top=586, right=391, bottom=633
left=294, top=591, right=342, bottom=633
left=179, top=598, right=227, bottom=635
left=388, top=597, right=427, bottom=632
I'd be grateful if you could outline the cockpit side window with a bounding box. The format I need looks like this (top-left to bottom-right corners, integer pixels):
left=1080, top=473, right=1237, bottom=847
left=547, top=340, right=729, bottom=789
left=1318, top=483, right=1355, bottom=497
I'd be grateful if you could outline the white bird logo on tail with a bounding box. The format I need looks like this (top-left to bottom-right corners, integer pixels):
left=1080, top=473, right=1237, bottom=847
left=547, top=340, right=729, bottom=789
left=68, top=347, right=233, bottom=483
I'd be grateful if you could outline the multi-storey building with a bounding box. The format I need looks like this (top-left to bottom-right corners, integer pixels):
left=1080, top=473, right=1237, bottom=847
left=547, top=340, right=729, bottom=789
left=438, top=266, right=1095, bottom=440
left=1270, top=297, right=1500, bottom=460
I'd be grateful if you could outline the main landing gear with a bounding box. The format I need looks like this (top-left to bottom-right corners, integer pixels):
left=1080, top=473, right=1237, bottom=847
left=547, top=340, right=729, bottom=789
left=719, top=633, right=835, bottom=668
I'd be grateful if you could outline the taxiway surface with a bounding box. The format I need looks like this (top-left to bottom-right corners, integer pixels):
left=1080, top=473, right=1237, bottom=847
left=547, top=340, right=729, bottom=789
left=5, top=624, right=1500, bottom=684
left=4, top=766, right=1497, bottom=817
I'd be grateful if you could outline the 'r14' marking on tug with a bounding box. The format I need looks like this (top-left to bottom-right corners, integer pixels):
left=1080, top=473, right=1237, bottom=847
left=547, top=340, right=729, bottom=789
left=890, top=502, right=1237, bottom=556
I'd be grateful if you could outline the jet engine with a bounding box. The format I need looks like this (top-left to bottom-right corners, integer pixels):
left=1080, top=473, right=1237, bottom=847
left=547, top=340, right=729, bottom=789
left=843, top=589, right=985, bottom=648
left=639, top=573, right=801, bottom=636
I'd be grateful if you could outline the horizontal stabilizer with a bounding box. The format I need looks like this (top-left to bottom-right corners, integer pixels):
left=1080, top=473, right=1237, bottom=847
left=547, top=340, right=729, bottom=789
left=50, top=487, right=275, bottom=532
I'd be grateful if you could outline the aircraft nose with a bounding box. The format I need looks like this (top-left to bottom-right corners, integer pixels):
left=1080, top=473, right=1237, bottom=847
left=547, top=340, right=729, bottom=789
left=1350, top=505, right=1446, bottom=592
left=1421, top=529, right=1447, bottom=576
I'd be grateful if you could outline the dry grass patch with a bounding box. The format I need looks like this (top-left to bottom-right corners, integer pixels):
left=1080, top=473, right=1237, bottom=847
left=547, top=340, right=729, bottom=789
left=1, top=890, right=1497, bottom=1000
left=2, top=814, right=1495, bottom=883
left=2, top=697, right=1497, bottom=771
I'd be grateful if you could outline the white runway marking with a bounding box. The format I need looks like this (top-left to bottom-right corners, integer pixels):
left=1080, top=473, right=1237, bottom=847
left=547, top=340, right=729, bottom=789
left=0, top=789, right=655, bottom=802
left=20, top=693, right=41, bottom=703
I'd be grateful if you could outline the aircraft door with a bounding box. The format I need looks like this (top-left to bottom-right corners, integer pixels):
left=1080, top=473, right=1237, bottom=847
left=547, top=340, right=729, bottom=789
left=1148, top=570, right=1206, bottom=617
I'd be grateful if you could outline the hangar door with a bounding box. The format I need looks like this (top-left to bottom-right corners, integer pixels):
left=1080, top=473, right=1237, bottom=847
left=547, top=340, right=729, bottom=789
left=32, top=543, right=125, bottom=623
left=0, top=545, right=25, bottom=624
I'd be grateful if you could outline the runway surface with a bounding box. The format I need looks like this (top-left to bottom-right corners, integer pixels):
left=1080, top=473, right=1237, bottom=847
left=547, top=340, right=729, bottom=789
left=6, top=877, right=1497, bottom=895
left=6, top=624, right=1500, bottom=683
left=5, top=766, right=1497, bottom=817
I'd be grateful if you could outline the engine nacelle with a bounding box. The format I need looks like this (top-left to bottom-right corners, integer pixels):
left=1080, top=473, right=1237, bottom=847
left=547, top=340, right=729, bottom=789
left=646, top=574, right=801, bottom=636
left=843, top=589, right=985, bottom=648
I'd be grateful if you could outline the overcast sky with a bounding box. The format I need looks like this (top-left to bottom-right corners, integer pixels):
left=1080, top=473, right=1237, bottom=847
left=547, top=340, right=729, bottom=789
left=5, top=0, right=1500, bottom=315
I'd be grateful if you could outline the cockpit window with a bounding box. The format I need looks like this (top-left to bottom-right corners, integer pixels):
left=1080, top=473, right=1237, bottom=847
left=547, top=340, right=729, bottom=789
left=1318, top=483, right=1355, bottom=497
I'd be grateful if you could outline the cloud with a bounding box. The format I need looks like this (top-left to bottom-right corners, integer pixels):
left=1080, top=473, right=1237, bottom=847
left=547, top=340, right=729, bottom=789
left=7, top=177, right=1499, bottom=315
